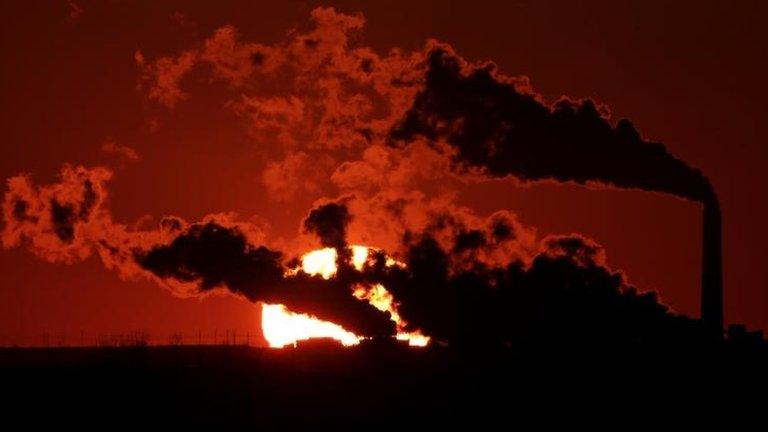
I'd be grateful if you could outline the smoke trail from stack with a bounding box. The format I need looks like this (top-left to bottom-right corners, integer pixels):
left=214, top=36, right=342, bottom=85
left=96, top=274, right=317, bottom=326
left=390, top=47, right=722, bottom=334
left=391, top=47, right=715, bottom=202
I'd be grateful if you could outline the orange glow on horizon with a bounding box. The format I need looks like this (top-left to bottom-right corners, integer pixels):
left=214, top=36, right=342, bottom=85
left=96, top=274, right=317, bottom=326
left=353, top=284, right=430, bottom=347
left=261, top=304, right=361, bottom=348
left=262, top=245, right=430, bottom=348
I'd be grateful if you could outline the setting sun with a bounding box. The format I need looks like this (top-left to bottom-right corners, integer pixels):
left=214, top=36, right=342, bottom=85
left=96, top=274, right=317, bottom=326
left=262, top=245, right=430, bottom=347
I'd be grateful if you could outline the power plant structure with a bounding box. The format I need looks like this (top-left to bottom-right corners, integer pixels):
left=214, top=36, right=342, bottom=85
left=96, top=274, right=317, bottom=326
left=701, top=196, right=723, bottom=337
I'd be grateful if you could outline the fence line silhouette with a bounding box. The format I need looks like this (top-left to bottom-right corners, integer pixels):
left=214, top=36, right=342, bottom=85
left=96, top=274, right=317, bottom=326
left=0, top=329, right=263, bottom=348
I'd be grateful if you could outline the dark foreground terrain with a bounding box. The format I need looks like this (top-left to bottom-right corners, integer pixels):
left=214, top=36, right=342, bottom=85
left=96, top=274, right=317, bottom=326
left=1, top=340, right=766, bottom=428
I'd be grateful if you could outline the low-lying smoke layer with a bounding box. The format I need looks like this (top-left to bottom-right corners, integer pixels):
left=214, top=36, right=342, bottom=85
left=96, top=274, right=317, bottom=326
left=3, top=166, right=711, bottom=346
left=1, top=168, right=394, bottom=337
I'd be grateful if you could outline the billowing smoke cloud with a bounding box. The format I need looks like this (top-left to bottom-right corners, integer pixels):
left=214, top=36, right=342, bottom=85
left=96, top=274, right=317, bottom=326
left=136, top=222, right=285, bottom=294
left=135, top=220, right=394, bottom=337
left=296, top=200, right=708, bottom=347
left=0, top=158, right=705, bottom=348
left=2, top=165, right=113, bottom=263
left=302, top=199, right=352, bottom=250
left=137, top=8, right=715, bottom=206
left=391, top=47, right=716, bottom=204
left=135, top=7, right=425, bottom=202
left=1, top=166, right=394, bottom=337
left=388, top=45, right=723, bottom=333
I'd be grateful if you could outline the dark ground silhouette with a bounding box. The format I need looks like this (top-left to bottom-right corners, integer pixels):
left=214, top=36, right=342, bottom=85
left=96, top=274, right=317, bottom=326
left=1, top=334, right=765, bottom=428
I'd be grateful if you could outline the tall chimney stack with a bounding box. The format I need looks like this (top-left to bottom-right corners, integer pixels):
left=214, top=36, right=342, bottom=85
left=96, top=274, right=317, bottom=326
left=701, top=197, right=723, bottom=337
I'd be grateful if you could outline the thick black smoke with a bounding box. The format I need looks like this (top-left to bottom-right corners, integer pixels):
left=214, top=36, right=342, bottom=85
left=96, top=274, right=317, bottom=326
left=303, top=201, right=709, bottom=348
left=303, top=200, right=351, bottom=250
left=137, top=223, right=285, bottom=295
left=391, top=48, right=715, bottom=203
left=135, top=221, right=395, bottom=337
left=360, top=228, right=708, bottom=348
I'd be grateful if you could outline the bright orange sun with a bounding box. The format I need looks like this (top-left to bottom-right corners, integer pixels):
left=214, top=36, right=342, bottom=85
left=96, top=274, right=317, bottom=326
left=262, top=245, right=429, bottom=348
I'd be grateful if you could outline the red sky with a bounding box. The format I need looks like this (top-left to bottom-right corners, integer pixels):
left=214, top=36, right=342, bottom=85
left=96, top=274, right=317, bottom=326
left=1, top=0, right=766, bottom=345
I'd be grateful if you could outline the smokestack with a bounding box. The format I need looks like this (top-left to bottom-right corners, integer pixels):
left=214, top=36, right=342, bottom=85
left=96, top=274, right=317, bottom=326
left=701, top=197, right=723, bottom=337
left=390, top=47, right=728, bottom=336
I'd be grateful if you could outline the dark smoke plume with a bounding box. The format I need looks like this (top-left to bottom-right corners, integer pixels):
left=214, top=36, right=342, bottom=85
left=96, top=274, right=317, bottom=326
left=391, top=47, right=715, bottom=203
left=135, top=220, right=395, bottom=337
left=391, top=47, right=725, bottom=334
left=303, top=199, right=352, bottom=250
left=301, top=201, right=710, bottom=348
left=137, top=222, right=285, bottom=296
left=2, top=166, right=395, bottom=338
left=358, top=226, right=709, bottom=348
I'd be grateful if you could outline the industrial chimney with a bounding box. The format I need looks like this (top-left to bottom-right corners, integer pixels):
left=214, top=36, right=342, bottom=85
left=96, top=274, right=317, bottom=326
left=701, top=196, right=723, bottom=337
